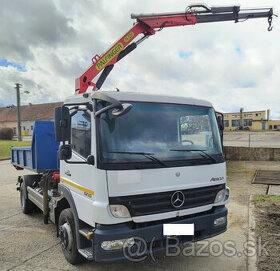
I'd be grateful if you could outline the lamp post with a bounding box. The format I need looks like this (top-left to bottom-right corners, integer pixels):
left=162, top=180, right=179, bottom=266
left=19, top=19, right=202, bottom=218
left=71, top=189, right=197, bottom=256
left=14, top=83, right=30, bottom=141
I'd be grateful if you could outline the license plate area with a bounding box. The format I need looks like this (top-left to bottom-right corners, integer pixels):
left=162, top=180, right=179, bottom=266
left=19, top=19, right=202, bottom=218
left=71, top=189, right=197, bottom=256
left=163, top=223, right=194, bottom=236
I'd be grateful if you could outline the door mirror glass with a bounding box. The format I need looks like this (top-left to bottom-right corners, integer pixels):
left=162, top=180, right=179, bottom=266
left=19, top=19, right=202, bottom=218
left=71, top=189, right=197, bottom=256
left=55, top=106, right=71, bottom=142
left=58, top=144, right=72, bottom=160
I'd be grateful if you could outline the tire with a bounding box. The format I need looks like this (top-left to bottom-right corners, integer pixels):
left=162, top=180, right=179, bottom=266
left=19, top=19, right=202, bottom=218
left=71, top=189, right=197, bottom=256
left=58, top=208, right=83, bottom=264
left=20, top=182, right=35, bottom=214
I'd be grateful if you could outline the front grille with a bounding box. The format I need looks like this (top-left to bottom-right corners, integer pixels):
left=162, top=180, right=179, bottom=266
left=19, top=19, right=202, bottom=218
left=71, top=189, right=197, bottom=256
left=109, top=184, right=225, bottom=217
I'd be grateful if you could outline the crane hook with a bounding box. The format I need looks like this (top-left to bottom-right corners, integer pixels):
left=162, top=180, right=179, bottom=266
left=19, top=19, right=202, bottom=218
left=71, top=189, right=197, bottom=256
left=268, top=13, right=277, bottom=31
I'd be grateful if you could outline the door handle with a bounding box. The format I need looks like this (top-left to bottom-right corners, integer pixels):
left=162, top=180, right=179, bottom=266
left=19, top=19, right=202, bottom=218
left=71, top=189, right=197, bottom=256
left=65, top=170, right=71, bottom=176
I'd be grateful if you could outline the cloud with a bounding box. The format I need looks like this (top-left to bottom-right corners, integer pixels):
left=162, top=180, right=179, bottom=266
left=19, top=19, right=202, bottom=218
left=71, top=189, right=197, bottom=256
left=0, top=0, right=75, bottom=61
left=0, top=0, right=279, bottom=120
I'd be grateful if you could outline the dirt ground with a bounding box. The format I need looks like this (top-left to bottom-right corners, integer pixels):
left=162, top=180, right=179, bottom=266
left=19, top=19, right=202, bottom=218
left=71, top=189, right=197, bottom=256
left=0, top=159, right=278, bottom=271
left=254, top=196, right=280, bottom=271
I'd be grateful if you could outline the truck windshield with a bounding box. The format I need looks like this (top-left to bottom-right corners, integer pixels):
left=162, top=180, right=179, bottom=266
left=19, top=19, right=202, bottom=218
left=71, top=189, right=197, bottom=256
left=97, top=102, right=224, bottom=169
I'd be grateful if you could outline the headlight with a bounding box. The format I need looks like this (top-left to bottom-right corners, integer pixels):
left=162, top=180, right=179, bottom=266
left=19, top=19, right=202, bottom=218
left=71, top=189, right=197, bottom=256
left=101, top=237, right=135, bottom=250
left=110, top=205, right=131, bottom=218
left=214, top=216, right=227, bottom=226
left=214, top=188, right=229, bottom=203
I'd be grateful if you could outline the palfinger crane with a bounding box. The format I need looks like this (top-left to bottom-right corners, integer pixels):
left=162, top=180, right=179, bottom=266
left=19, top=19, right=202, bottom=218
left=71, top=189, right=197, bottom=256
left=75, top=4, right=275, bottom=94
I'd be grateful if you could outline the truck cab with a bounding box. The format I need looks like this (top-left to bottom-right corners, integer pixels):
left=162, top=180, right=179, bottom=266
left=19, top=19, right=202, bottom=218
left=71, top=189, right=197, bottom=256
left=55, top=90, right=229, bottom=262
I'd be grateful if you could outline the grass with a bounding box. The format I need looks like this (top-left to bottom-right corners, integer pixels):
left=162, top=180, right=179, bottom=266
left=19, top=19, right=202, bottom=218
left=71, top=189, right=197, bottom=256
left=253, top=195, right=280, bottom=203
left=0, top=140, right=31, bottom=160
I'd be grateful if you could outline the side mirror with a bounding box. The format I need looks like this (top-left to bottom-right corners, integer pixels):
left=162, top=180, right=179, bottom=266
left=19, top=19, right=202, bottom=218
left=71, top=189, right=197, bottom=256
left=58, top=145, right=72, bottom=160
left=112, top=103, right=132, bottom=117
left=86, top=155, right=95, bottom=165
left=217, top=115, right=224, bottom=131
left=54, top=106, right=71, bottom=142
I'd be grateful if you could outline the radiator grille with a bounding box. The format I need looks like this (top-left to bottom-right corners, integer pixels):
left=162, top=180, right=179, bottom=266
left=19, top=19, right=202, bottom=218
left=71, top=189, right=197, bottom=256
left=109, top=184, right=225, bottom=217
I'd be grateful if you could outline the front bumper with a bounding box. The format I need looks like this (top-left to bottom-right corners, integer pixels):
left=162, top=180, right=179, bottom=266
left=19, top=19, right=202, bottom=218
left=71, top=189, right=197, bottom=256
left=92, top=206, right=228, bottom=262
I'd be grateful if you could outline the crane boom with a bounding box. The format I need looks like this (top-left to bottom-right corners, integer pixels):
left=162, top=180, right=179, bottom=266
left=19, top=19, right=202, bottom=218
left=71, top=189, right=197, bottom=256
left=75, top=4, right=274, bottom=94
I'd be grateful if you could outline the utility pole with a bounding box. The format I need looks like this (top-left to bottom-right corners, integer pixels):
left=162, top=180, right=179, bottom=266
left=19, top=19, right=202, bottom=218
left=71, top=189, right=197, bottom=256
left=15, top=83, right=22, bottom=141
left=240, top=107, right=243, bottom=130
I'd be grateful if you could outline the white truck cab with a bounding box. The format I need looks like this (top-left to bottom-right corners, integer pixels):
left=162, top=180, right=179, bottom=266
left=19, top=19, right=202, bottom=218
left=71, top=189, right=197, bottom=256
left=55, top=90, right=229, bottom=262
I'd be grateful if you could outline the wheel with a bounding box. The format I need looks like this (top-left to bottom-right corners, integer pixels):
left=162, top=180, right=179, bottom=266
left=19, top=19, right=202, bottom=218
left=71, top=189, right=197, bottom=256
left=20, top=182, right=35, bottom=214
left=58, top=208, right=83, bottom=264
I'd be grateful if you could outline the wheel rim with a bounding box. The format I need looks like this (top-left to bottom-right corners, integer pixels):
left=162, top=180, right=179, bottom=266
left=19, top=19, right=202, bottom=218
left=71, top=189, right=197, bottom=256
left=59, top=220, right=73, bottom=252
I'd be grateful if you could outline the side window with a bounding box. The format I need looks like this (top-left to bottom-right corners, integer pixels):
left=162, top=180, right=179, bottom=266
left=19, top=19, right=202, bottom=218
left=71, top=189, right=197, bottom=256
left=71, top=110, right=91, bottom=158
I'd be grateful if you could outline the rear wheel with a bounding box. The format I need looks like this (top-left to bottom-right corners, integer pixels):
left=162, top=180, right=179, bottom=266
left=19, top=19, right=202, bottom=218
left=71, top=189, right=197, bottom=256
left=58, top=208, right=83, bottom=264
left=20, top=182, right=35, bottom=214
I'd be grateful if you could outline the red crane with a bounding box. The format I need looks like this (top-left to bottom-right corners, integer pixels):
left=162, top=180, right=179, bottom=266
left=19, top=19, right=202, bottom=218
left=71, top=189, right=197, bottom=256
left=75, top=4, right=274, bottom=94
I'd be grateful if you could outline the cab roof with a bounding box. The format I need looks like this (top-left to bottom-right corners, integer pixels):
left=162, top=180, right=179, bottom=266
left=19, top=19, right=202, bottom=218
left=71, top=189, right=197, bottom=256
left=65, top=90, right=213, bottom=108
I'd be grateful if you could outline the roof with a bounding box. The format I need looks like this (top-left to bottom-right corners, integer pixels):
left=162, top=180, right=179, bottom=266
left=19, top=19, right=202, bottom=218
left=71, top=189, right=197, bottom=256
left=65, top=90, right=213, bottom=108
left=0, top=102, right=63, bottom=122
left=224, top=110, right=266, bottom=114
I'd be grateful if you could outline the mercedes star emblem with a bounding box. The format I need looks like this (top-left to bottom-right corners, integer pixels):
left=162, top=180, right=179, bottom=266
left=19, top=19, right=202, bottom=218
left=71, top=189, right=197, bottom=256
left=171, top=191, right=185, bottom=208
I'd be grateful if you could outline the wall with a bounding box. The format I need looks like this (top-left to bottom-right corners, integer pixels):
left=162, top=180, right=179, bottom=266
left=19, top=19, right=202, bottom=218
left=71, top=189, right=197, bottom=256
left=0, top=120, right=52, bottom=136
left=225, top=146, right=280, bottom=161
left=268, top=120, right=280, bottom=131
left=21, top=120, right=34, bottom=136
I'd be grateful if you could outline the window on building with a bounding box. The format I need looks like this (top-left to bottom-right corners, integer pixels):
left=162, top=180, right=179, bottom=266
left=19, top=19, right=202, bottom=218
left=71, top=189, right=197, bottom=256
left=244, top=119, right=252, bottom=126
left=224, top=120, right=229, bottom=127
left=232, top=114, right=240, bottom=118
left=31, top=125, right=33, bottom=131
left=244, top=114, right=252, bottom=118
left=224, top=115, right=228, bottom=118
left=23, top=126, right=25, bottom=131
left=13, top=127, right=16, bottom=135
left=232, top=119, right=241, bottom=127
left=274, top=125, right=277, bottom=129
left=71, top=110, right=91, bottom=158
left=269, top=125, right=272, bottom=130
left=256, top=113, right=261, bottom=117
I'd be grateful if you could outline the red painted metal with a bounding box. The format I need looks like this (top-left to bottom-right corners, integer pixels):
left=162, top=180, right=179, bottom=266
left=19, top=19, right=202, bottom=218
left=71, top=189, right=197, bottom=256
left=75, top=13, right=197, bottom=94
left=52, top=172, right=60, bottom=182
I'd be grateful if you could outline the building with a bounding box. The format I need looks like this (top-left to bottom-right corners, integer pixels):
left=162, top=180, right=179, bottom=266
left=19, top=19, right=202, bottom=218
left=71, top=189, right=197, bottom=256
left=223, top=109, right=280, bottom=131
left=0, top=102, right=63, bottom=136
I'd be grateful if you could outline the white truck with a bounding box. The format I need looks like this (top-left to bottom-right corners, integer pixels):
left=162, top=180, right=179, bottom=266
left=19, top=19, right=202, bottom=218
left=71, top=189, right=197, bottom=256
left=11, top=4, right=274, bottom=264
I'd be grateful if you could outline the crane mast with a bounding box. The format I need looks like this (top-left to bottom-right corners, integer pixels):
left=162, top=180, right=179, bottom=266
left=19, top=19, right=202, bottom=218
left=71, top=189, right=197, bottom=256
left=75, top=4, right=274, bottom=94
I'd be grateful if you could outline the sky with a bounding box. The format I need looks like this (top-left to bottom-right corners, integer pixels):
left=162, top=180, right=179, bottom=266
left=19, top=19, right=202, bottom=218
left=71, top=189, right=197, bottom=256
left=0, top=0, right=279, bottom=118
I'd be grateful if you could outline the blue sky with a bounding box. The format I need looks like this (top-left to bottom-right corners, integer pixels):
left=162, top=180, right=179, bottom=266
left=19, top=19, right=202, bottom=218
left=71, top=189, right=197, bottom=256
left=0, top=58, right=26, bottom=72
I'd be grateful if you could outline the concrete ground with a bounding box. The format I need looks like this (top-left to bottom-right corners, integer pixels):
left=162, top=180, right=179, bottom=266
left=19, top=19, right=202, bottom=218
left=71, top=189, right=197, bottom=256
left=224, top=131, right=280, bottom=148
left=0, top=159, right=277, bottom=271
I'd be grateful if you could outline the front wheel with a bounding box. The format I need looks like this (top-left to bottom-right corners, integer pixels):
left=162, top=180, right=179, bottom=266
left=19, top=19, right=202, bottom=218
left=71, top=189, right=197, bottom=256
left=58, top=208, right=83, bottom=264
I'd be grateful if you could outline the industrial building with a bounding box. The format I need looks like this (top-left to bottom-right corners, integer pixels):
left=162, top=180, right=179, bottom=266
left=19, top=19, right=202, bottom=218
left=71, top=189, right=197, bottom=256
left=223, top=109, right=280, bottom=131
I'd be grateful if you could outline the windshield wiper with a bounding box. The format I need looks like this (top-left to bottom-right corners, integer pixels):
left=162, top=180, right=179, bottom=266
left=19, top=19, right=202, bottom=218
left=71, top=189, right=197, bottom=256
left=109, top=151, right=167, bottom=167
left=169, top=149, right=217, bottom=163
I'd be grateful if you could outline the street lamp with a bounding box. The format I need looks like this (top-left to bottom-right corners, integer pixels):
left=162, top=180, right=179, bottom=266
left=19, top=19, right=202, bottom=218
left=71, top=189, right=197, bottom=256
left=14, top=83, right=30, bottom=141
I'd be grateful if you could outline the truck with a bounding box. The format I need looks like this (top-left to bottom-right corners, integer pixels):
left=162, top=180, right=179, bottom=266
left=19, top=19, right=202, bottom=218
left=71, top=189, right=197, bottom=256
left=11, top=4, right=274, bottom=264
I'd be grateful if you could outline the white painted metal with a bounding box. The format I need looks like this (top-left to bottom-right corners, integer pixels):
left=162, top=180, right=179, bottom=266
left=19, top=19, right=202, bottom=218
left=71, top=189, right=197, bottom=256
left=107, top=163, right=226, bottom=196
